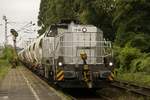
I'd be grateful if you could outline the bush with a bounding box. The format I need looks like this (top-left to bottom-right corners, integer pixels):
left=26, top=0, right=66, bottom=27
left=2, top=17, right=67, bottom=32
left=114, top=44, right=141, bottom=72
left=0, top=46, right=15, bottom=62
left=0, top=46, right=19, bottom=67
left=0, top=59, right=10, bottom=80
left=130, top=54, right=150, bottom=73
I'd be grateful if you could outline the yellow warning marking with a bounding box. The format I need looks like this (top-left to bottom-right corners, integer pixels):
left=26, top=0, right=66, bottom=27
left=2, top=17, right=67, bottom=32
left=111, top=73, right=114, bottom=78
left=108, top=76, right=113, bottom=81
left=56, top=71, right=63, bottom=78
left=57, top=75, right=64, bottom=81
left=83, top=65, right=89, bottom=70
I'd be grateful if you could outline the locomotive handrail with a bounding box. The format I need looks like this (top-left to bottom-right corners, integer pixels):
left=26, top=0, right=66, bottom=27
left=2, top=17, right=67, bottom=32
left=56, top=55, right=112, bottom=58
left=54, top=32, right=103, bottom=38
left=59, top=41, right=112, bottom=47
left=59, top=45, right=111, bottom=48
left=59, top=41, right=112, bottom=42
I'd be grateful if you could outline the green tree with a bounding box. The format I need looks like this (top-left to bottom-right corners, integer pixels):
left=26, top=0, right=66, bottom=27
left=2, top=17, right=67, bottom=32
left=38, top=0, right=76, bottom=35
left=115, top=44, right=141, bottom=72
left=113, top=0, right=150, bottom=72
left=113, top=0, right=150, bottom=49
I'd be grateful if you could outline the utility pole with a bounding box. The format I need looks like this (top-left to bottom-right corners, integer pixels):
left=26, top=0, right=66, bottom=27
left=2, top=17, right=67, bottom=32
left=3, top=16, right=8, bottom=46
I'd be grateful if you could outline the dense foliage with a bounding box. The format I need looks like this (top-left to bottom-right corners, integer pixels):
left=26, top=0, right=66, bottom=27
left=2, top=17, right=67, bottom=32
left=113, top=0, right=150, bottom=73
left=113, top=0, right=150, bottom=49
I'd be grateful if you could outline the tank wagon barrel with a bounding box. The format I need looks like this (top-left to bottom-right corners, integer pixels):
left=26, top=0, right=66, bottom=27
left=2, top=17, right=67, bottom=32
left=18, top=21, right=114, bottom=88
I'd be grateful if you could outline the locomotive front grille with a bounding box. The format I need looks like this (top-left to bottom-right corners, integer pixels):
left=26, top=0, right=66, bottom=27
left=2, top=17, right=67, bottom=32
left=99, top=71, right=111, bottom=78
left=64, top=71, right=76, bottom=79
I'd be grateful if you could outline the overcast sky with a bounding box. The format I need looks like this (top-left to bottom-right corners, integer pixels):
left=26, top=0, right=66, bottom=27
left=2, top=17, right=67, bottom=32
left=0, top=0, right=40, bottom=47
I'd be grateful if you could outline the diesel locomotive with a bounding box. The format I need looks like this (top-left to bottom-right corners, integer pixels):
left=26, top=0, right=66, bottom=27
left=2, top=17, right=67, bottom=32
left=18, top=21, right=114, bottom=88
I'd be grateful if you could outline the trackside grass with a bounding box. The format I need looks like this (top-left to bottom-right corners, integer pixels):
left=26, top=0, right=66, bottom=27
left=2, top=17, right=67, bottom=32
left=0, top=59, right=10, bottom=80
left=116, top=72, right=150, bottom=87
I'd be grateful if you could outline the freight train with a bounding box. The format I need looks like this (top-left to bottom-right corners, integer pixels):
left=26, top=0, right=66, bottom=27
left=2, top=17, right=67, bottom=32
left=18, top=20, right=114, bottom=88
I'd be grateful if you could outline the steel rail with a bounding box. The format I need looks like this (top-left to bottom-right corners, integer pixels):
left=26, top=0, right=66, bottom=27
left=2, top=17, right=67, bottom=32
left=69, top=93, right=112, bottom=100
left=111, top=80, right=150, bottom=97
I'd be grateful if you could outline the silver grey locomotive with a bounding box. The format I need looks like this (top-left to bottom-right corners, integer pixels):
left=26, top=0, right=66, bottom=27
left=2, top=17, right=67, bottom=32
left=18, top=21, right=114, bottom=88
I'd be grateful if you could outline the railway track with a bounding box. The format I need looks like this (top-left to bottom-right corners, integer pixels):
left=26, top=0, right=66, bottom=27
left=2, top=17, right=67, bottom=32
left=25, top=67, right=112, bottom=100
left=45, top=81, right=112, bottom=100
left=111, top=80, right=150, bottom=98
left=27, top=66, right=150, bottom=100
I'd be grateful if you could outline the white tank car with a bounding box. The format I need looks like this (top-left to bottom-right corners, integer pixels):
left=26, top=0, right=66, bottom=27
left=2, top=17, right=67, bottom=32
left=34, top=34, right=44, bottom=64
left=22, top=44, right=33, bottom=63
left=28, top=45, right=33, bottom=63
left=24, top=48, right=30, bottom=62
left=29, top=42, right=38, bottom=63
left=18, top=50, right=24, bottom=60
left=26, top=46, right=33, bottom=62
left=22, top=34, right=44, bottom=65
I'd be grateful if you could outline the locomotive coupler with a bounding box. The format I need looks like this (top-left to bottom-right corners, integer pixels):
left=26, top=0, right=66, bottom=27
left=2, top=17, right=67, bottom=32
left=80, top=51, right=92, bottom=88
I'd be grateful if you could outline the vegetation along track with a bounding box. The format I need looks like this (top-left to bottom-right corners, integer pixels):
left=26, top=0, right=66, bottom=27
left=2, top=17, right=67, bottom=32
left=111, top=80, right=150, bottom=98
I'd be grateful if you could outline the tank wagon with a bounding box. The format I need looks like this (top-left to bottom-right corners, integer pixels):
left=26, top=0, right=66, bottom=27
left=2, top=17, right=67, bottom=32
left=18, top=21, right=114, bottom=88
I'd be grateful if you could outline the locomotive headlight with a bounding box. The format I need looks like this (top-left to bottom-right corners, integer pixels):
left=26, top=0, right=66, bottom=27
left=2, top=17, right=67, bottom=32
left=82, top=28, right=87, bottom=32
left=58, top=62, right=63, bottom=67
left=109, top=62, right=113, bottom=66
